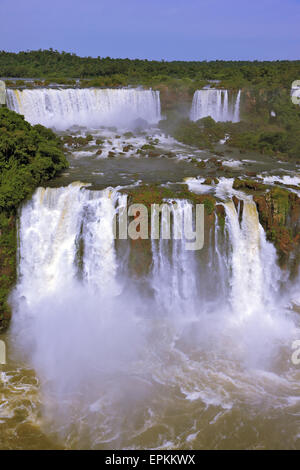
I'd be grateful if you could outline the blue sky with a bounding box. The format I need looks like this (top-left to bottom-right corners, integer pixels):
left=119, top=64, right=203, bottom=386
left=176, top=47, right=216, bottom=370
left=0, top=0, right=299, bottom=60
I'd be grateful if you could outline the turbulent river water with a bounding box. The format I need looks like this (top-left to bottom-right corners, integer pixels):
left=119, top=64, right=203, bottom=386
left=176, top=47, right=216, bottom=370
left=1, top=87, right=300, bottom=449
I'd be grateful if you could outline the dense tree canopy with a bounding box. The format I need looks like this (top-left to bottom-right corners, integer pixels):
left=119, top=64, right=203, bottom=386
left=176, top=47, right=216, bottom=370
left=0, top=107, right=68, bottom=212
left=1, top=49, right=300, bottom=89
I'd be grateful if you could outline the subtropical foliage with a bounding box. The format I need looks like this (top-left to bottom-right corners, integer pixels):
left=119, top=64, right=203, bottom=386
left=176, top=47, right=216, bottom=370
left=1, top=49, right=300, bottom=89
left=0, top=107, right=68, bottom=211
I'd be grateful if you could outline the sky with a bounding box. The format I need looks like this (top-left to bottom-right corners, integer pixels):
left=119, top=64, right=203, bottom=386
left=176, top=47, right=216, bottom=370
left=0, top=0, right=299, bottom=61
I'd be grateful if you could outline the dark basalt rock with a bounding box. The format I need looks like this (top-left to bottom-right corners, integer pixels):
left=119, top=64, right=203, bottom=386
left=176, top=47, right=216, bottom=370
left=204, top=177, right=219, bottom=185
left=147, top=150, right=161, bottom=158
left=233, top=178, right=265, bottom=192
left=123, top=145, right=134, bottom=152
left=232, top=196, right=240, bottom=211
left=0, top=214, right=16, bottom=332
left=62, top=135, right=93, bottom=148
left=123, top=132, right=135, bottom=139
left=254, top=188, right=300, bottom=274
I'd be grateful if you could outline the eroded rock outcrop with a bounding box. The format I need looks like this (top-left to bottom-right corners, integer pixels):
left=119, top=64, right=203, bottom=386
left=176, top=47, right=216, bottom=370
left=254, top=188, right=300, bottom=273
left=0, top=214, right=16, bottom=331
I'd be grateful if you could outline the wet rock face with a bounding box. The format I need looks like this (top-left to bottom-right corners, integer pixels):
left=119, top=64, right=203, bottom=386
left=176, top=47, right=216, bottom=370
left=62, top=134, right=93, bottom=148
left=0, top=214, right=16, bottom=331
left=124, top=181, right=299, bottom=273
left=216, top=177, right=300, bottom=274
left=240, top=88, right=277, bottom=120
left=157, top=84, right=193, bottom=114
left=254, top=188, right=300, bottom=274
left=232, top=178, right=266, bottom=192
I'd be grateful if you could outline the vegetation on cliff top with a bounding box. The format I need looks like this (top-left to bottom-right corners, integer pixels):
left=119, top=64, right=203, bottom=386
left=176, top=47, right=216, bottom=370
left=0, top=108, right=68, bottom=211
left=254, top=187, right=300, bottom=272
left=124, top=183, right=216, bottom=216
left=1, top=49, right=300, bottom=89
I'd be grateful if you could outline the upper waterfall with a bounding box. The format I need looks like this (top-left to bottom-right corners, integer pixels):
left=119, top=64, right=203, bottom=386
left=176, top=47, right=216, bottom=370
left=6, top=87, right=161, bottom=130
left=190, top=89, right=241, bottom=122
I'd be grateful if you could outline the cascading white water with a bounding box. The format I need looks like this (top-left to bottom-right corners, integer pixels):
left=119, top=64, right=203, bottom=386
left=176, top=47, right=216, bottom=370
left=16, top=182, right=125, bottom=305
left=291, top=84, right=300, bottom=105
left=6, top=88, right=161, bottom=130
left=150, top=194, right=281, bottom=321
left=224, top=198, right=281, bottom=320
left=190, top=89, right=241, bottom=122
left=15, top=182, right=272, bottom=324
left=232, top=90, right=241, bottom=122
left=151, top=200, right=198, bottom=316
left=15, top=182, right=288, bottom=338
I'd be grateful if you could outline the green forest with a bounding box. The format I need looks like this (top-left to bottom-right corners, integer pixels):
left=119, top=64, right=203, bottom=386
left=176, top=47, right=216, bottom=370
left=0, top=108, right=68, bottom=211
left=1, top=49, right=300, bottom=89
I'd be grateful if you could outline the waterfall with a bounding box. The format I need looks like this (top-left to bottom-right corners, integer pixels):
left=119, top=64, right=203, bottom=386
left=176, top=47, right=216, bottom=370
left=224, top=198, right=281, bottom=319
left=291, top=83, right=300, bottom=105
left=16, top=183, right=125, bottom=306
left=6, top=88, right=161, bottom=130
left=150, top=194, right=281, bottom=320
left=151, top=200, right=198, bottom=316
left=16, top=184, right=283, bottom=320
left=190, top=89, right=241, bottom=122
left=233, top=90, right=241, bottom=122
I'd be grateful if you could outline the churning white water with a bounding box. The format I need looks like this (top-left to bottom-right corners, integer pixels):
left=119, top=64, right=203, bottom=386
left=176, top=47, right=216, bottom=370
left=190, top=89, right=241, bottom=122
left=6, top=88, right=161, bottom=129
left=10, top=183, right=300, bottom=449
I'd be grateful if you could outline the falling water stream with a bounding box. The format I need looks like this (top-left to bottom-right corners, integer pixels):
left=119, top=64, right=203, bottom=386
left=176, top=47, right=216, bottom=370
left=6, top=88, right=161, bottom=129
left=190, top=89, right=241, bottom=122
